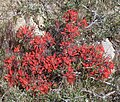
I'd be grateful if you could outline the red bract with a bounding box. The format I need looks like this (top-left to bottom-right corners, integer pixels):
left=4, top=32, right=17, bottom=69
left=102, top=68, right=111, bottom=78
left=14, top=45, right=20, bottom=53
left=79, top=44, right=114, bottom=79
left=79, top=44, right=103, bottom=67
left=64, top=67, right=76, bottom=84
left=63, top=9, right=78, bottom=22
left=39, top=84, right=50, bottom=94
left=44, top=54, right=61, bottom=72
left=65, top=23, right=78, bottom=33
left=19, top=77, right=28, bottom=88
left=61, top=23, right=80, bottom=42
left=78, top=18, right=88, bottom=28
left=4, top=56, right=15, bottom=65
left=18, top=69, right=24, bottom=76
left=16, top=26, right=34, bottom=39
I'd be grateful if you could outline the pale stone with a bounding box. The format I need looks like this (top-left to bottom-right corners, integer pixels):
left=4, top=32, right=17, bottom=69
left=28, top=16, right=44, bottom=36
left=102, top=38, right=115, bottom=60
left=14, top=16, right=26, bottom=32
left=36, top=15, right=44, bottom=27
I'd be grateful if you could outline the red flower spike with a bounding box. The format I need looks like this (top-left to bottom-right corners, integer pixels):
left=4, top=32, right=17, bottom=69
left=14, top=45, right=20, bottom=53
left=67, top=67, right=74, bottom=73
left=64, top=72, right=76, bottom=84
left=19, top=77, right=28, bottom=87
left=16, top=26, right=33, bottom=39
left=39, top=84, right=49, bottom=94
left=63, top=9, right=78, bottom=22
left=78, top=18, right=88, bottom=28
left=18, top=70, right=23, bottom=76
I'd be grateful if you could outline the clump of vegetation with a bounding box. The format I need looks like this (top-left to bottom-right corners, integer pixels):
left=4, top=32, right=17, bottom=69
left=0, top=0, right=120, bottom=102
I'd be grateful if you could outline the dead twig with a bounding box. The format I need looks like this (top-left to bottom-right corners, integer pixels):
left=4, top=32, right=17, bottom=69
left=81, top=88, right=116, bottom=99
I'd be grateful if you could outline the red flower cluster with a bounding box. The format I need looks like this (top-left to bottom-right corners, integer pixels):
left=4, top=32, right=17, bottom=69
left=4, top=29, right=57, bottom=94
left=78, top=18, right=88, bottom=28
left=79, top=44, right=114, bottom=79
left=4, top=9, right=114, bottom=95
left=16, top=26, right=34, bottom=39
left=14, top=45, right=20, bottom=53
left=64, top=67, right=76, bottom=84
left=63, top=9, right=78, bottom=22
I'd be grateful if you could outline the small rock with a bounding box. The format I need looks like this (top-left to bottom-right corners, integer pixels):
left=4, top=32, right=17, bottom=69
left=14, top=15, right=26, bottom=32
left=36, top=15, right=44, bottom=27
left=28, top=16, right=44, bottom=36
left=102, top=38, right=115, bottom=60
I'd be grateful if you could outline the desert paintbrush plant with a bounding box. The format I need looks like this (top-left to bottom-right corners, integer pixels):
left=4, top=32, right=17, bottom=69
left=3, top=9, right=114, bottom=96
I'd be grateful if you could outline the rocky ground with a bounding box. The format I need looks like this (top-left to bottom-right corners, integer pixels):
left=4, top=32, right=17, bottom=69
left=0, top=0, right=120, bottom=102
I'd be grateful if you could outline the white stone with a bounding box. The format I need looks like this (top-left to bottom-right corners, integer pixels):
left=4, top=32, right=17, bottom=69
left=14, top=16, right=26, bottom=32
left=102, top=38, right=115, bottom=60
left=36, top=15, right=44, bottom=27
left=28, top=16, right=44, bottom=36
